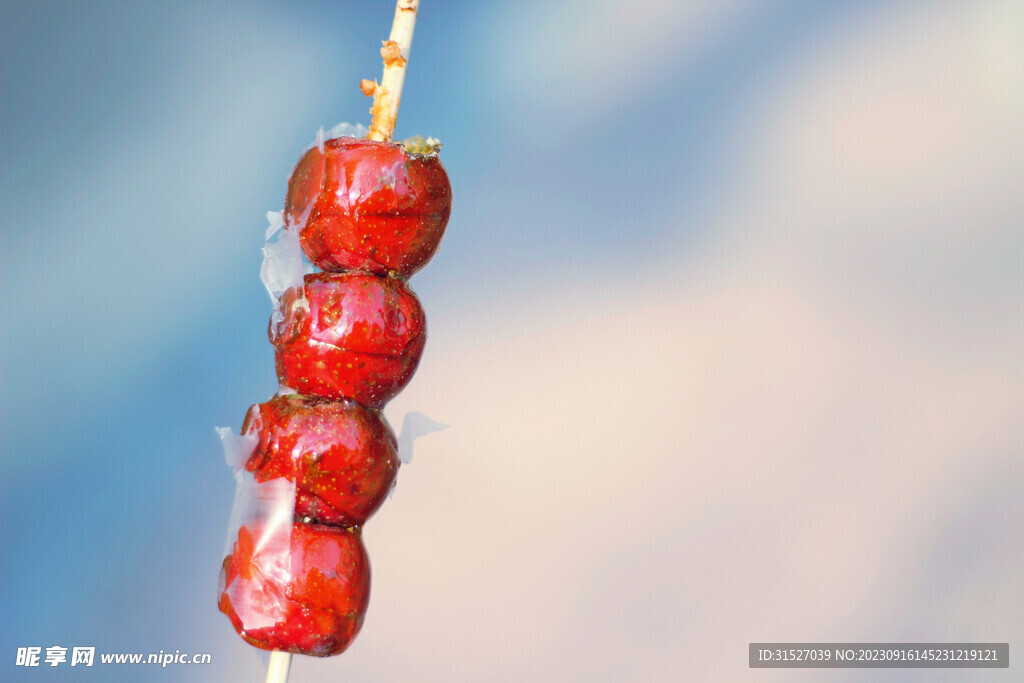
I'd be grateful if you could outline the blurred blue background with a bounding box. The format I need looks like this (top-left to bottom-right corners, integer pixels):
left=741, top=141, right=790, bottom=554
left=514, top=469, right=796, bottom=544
left=2, top=0, right=1022, bottom=681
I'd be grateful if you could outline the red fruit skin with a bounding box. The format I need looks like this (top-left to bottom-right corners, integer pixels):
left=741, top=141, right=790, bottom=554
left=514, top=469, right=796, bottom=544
left=284, top=144, right=325, bottom=228
left=218, top=521, right=371, bottom=657
left=270, top=272, right=426, bottom=408
left=241, top=394, right=399, bottom=527
left=285, top=138, right=452, bottom=278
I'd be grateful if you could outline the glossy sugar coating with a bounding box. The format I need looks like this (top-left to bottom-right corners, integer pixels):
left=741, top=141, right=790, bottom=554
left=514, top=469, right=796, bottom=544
left=218, top=520, right=370, bottom=656
left=286, top=137, right=452, bottom=278
left=270, top=271, right=426, bottom=407
left=242, top=394, right=399, bottom=527
left=221, top=132, right=449, bottom=659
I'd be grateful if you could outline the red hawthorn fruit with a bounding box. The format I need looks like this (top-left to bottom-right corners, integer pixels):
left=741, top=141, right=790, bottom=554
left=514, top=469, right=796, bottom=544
left=241, top=394, right=399, bottom=527
left=218, top=520, right=371, bottom=657
left=270, top=271, right=426, bottom=408
left=285, top=137, right=451, bottom=278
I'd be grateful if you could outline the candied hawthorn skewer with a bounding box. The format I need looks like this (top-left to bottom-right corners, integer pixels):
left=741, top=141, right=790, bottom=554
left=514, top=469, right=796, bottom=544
left=217, top=1, right=442, bottom=681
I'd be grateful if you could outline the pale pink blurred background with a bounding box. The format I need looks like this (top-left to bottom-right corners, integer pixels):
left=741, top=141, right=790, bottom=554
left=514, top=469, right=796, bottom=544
left=356, top=3, right=1024, bottom=680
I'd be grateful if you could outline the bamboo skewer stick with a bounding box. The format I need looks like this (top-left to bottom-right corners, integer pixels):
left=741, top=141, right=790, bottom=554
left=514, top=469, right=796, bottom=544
left=367, top=0, right=420, bottom=142
left=266, top=650, right=292, bottom=683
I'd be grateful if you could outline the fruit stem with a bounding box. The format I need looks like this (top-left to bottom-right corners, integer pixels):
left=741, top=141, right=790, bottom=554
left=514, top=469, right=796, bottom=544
left=266, top=650, right=292, bottom=683
left=367, top=0, right=420, bottom=142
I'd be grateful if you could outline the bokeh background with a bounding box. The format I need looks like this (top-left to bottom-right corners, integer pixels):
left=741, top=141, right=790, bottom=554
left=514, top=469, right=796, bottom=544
left=2, top=0, right=1022, bottom=681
